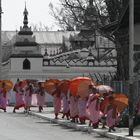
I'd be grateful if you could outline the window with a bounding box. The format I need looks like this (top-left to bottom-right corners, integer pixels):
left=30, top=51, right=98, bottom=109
left=23, top=58, right=31, bottom=70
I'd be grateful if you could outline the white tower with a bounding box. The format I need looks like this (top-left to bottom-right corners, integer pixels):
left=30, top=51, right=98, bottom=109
left=10, top=4, right=43, bottom=80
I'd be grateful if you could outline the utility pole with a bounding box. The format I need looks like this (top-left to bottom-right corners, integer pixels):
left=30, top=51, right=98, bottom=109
left=128, top=0, right=134, bottom=136
left=0, top=0, right=2, bottom=80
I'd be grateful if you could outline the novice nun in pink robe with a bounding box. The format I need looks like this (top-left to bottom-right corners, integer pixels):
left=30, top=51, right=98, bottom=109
left=69, top=95, right=79, bottom=123
left=37, top=83, right=45, bottom=112
left=86, top=86, right=100, bottom=128
left=0, top=82, right=7, bottom=112
left=77, top=96, right=87, bottom=124
left=61, top=92, right=70, bottom=120
left=25, top=83, right=33, bottom=112
left=104, top=96, right=118, bottom=132
left=13, top=81, right=25, bottom=113
left=52, top=86, right=61, bottom=119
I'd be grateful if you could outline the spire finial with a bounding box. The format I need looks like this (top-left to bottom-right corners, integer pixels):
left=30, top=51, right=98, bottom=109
left=23, top=1, right=28, bottom=28
left=25, top=1, right=26, bottom=8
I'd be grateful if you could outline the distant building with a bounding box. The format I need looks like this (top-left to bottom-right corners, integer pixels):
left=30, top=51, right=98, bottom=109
left=1, top=4, right=116, bottom=82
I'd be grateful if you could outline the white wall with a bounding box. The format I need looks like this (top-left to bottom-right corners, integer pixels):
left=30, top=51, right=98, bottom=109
left=11, top=57, right=42, bottom=71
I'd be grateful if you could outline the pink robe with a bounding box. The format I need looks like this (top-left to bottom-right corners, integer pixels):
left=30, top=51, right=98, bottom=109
left=31, top=94, right=37, bottom=106
left=14, top=92, right=25, bottom=109
left=37, top=94, right=45, bottom=107
left=53, top=95, right=61, bottom=114
left=36, top=87, right=45, bottom=107
left=78, top=98, right=87, bottom=119
left=0, top=88, right=7, bottom=110
left=106, top=105, right=118, bottom=128
left=86, top=94, right=100, bottom=124
left=14, top=83, right=25, bottom=109
left=69, top=96, right=78, bottom=118
left=25, top=90, right=32, bottom=107
left=61, top=93, right=69, bottom=114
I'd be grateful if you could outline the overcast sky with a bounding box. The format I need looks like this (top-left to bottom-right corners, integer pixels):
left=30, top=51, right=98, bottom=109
left=2, top=0, right=60, bottom=31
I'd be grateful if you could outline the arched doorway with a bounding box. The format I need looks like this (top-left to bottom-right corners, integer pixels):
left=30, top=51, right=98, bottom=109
left=23, top=58, right=31, bottom=69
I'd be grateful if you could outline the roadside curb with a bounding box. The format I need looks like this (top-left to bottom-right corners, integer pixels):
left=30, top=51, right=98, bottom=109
left=29, top=111, right=135, bottom=140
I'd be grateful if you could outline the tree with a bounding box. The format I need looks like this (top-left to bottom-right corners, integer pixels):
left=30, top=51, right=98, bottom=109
left=49, top=0, right=128, bottom=80
left=104, top=0, right=129, bottom=80
left=49, top=0, right=125, bottom=30
left=49, top=0, right=87, bottom=31
left=105, top=0, right=124, bottom=22
left=30, top=22, right=49, bottom=31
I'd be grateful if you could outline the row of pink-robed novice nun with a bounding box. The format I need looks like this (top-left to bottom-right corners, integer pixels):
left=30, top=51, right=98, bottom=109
left=51, top=86, right=90, bottom=123
left=86, top=85, right=119, bottom=132
left=51, top=83, right=70, bottom=120
left=69, top=95, right=87, bottom=124
left=67, top=85, right=103, bottom=125
left=68, top=86, right=100, bottom=125
left=69, top=88, right=102, bottom=126
left=51, top=82, right=78, bottom=120
left=0, top=82, right=8, bottom=112
left=50, top=82, right=87, bottom=122
left=51, top=84, right=88, bottom=123
left=51, top=84, right=120, bottom=132
left=13, top=79, right=45, bottom=113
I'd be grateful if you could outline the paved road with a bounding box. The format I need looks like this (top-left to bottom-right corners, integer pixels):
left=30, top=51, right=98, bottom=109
left=0, top=109, right=113, bottom=140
